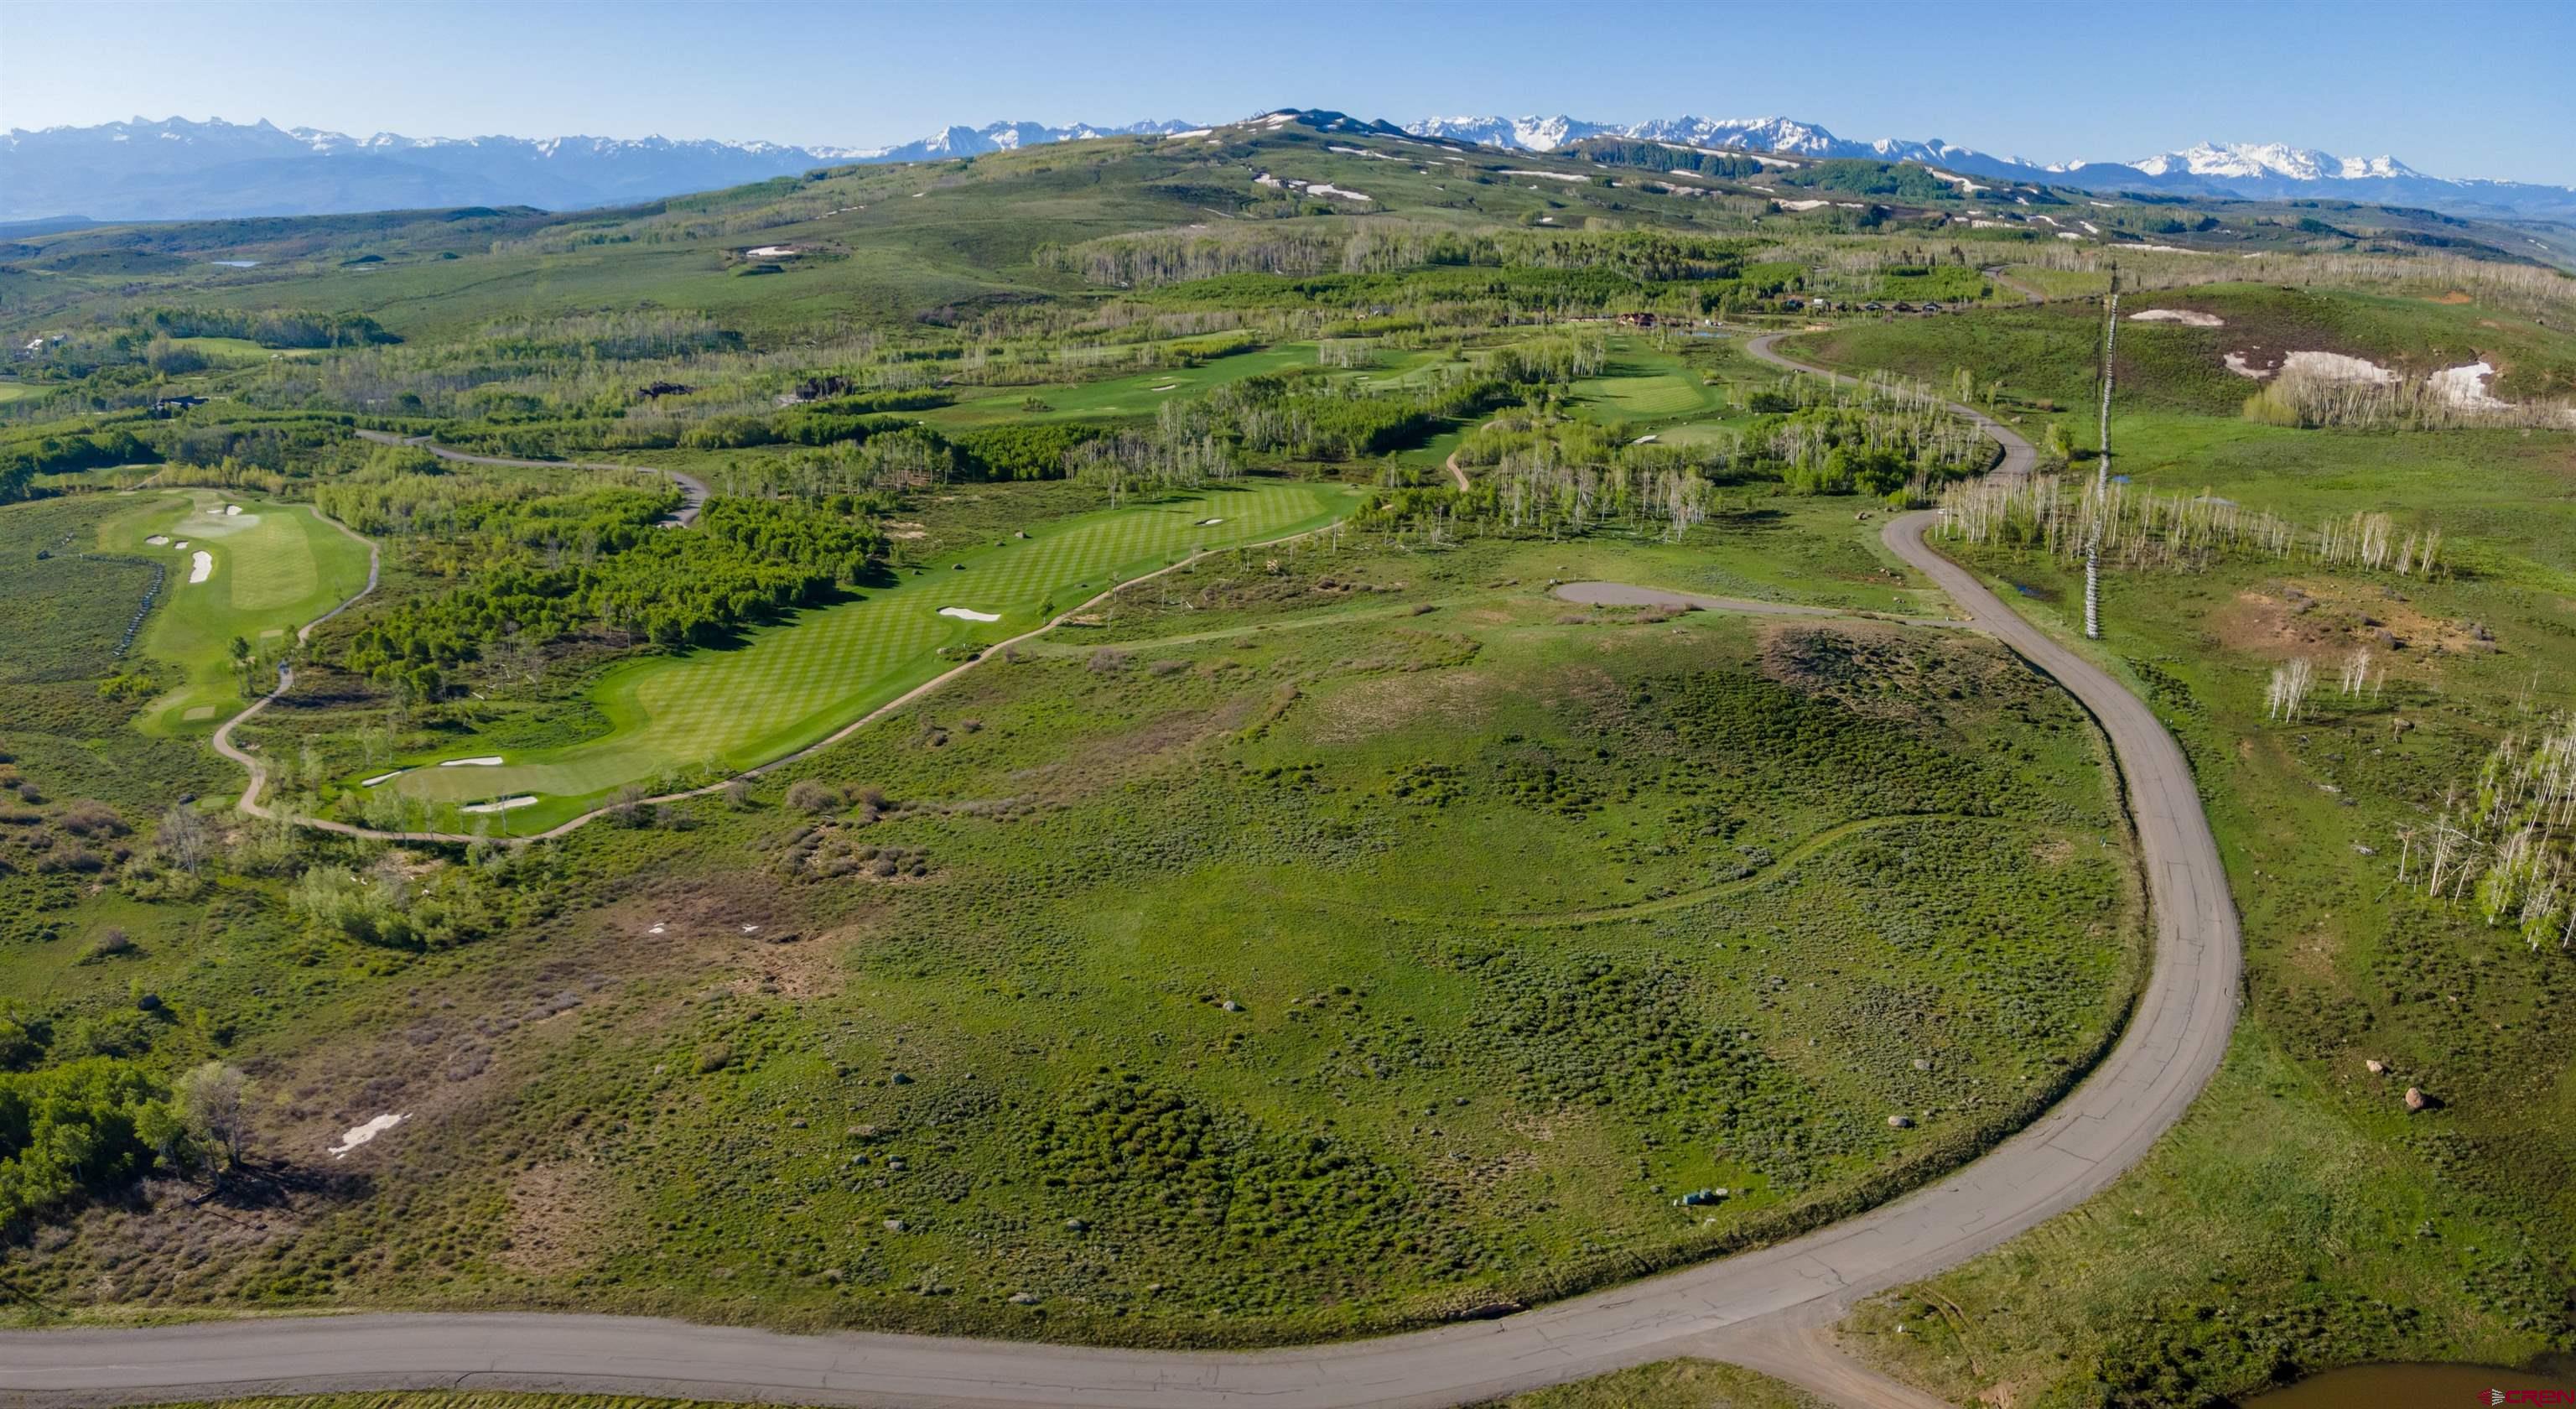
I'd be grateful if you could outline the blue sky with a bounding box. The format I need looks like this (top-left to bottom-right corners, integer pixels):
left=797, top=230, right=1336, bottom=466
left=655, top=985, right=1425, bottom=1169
left=6, top=0, right=2572, bottom=184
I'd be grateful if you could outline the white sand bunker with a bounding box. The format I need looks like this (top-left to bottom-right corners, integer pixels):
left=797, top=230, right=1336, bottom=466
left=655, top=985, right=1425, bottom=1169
left=224, top=504, right=242, bottom=516
left=2283, top=351, right=2397, bottom=383
left=144, top=534, right=169, bottom=546
left=360, top=771, right=406, bottom=788
left=461, top=795, right=538, bottom=814
left=1194, top=517, right=1224, bottom=526
left=2225, top=352, right=2270, bottom=379
left=1150, top=383, right=1180, bottom=392
left=173, top=540, right=190, bottom=551
left=938, top=606, right=1001, bottom=622
left=440, top=756, right=506, bottom=767
left=2428, top=361, right=2511, bottom=411
left=2130, top=309, right=2224, bottom=326
left=187, top=550, right=214, bottom=584
left=330, top=1112, right=408, bottom=1157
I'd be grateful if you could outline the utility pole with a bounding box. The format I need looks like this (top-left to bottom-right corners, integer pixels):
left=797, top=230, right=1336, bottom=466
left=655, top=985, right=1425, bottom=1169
left=2085, top=264, right=2119, bottom=641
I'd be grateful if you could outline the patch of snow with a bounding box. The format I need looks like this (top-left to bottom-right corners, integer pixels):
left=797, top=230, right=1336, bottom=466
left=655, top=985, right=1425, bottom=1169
left=187, top=550, right=213, bottom=584
left=209, top=259, right=260, bottom=268
left=360, top=771, right=405, bottom=788
left=1777, top=199, right=1831, bottom=211
left=2080, top=221, right=2101, bottom=235
left=1167, top=128, right=1213, bottom=139
left=2090, top=201, right=2116, bottom=209
left=1302, top=183, right=1372, bottom=202
left=1969, top=219, right=2016, bottom=230
left=2056, top=231, right=2085, bottom=241
left=1499, top=169, right=1589, bottom=183
left=440, top=756, right=506, bottom=767
left=330, top=1113, right=408, bottom=1157
left=938, top=606, right=1001, bottom=622
left=2428, top=361, right=2511, bottom=411
left=460, top=795, right=538, bottom=814
left=2283, top=351, right=2397, bottom=383
left=2126, top=243, right=2191, bottom=252
left=1929, top=171, right=1987, bottom=193
left=2130, top=309, right=2224, bottom=326
left=745, top=245, right=798, bottom=258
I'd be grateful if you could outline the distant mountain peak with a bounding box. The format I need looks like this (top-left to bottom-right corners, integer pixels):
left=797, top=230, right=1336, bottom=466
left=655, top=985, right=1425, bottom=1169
left=5, top=107, right=2569, bottom=226
left=1397, top=112, right=2571, bottom=219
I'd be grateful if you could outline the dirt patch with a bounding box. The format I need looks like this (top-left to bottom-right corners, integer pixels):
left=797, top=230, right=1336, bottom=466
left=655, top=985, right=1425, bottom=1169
left=2429, top=290, right=2475, bottom=304
left=2211, top=580, right=2495, bottom=663
left=2032, top=837, right=2075, bottom=866
left=731, top=922, right=863, bottom=1000
left=501, top=1161, right=615, bottom=1273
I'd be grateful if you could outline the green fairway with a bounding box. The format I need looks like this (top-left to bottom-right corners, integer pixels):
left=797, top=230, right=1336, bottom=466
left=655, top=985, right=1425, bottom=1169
left=107, top=490, right=371, bottom=737
left=1571, top=343, right=1730, bottom=424
left=375, top=479, right=1353, bottom=827
left=917, top=343, right=1318, bottom=429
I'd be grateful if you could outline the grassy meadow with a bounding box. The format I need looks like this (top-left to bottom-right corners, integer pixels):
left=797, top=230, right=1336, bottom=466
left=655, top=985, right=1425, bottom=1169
left=1796, top=283, right=2576, bottom=1404
left=5, top=110, right=2575, bottom=1402
left=2, top=523, right=2145, bottom=1344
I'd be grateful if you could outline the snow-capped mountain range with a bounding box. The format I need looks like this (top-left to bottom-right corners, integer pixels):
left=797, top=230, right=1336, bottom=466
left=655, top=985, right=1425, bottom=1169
left=0, top=116, right=1194, bottom=223
left=1405, top=115, right=2571, bottom=220
left=5, top=111, right=2569, bottom=226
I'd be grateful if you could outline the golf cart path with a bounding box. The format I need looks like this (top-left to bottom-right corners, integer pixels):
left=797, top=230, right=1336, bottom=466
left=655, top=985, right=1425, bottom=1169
left=209, top=506, right=380, bottom=819
left=353, top=429, right=709, bottom=527
left=15, top=341, right=2244, bottom=1409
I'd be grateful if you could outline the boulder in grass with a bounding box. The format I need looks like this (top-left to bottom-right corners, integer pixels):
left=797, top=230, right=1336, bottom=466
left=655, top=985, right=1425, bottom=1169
left=1888, top=1115, right=1915, bottom=1129
left=2404, top=1086, right=2434, bottom=1112
left=2366, top=1058, right=2386, bottom=1075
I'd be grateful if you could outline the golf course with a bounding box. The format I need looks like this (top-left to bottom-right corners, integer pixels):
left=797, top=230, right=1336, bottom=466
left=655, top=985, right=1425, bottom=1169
left=371, top=477, right=1356, bottom=829
left=103, top=489, right=372, bottom=738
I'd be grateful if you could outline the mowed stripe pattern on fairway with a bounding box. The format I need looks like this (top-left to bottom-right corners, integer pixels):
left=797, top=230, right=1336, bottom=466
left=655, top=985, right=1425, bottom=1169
left=397, top=482, right=1342, bottom=808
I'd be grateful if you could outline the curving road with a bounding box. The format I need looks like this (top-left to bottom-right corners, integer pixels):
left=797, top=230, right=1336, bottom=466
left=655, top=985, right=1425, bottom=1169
left=352, top=429, right=709, bottom=527
left=12, top=343, right=2241, bottom=1409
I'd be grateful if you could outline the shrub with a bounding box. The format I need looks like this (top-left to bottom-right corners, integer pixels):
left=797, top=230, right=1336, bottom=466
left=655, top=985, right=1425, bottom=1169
left=1088, top=647, right=1131, bottom=674
left=787, top=780, right=842, bottom=814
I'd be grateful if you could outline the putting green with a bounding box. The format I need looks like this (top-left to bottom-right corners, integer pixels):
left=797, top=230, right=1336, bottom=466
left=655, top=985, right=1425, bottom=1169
left=380, top=479, right=1354, bottom=829
left=1571, top=344, right=1730, bottom=424
left=107, top=490, right=372, bottom=737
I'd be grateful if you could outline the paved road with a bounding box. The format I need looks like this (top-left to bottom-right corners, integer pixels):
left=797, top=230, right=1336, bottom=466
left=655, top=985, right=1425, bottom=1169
left=353, top=429, right=709, bottom=526
left=18, top=353, right=2240, bottom=1409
